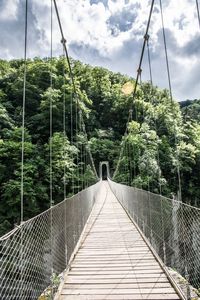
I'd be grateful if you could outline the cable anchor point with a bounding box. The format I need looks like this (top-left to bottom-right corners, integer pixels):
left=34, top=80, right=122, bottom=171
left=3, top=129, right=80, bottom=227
left=144, top=33, right=150, bottom=41
left=137, top=67, right=142, bottom=75
left=61, top=37, right=67, bottom=44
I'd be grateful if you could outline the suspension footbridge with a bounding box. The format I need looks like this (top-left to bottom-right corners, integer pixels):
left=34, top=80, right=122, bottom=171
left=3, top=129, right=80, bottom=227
left=57, top=181, right=183, bottom=300
left=1, top=176, right=199, bottom=300
left=0, top=0, right=200, bottom=299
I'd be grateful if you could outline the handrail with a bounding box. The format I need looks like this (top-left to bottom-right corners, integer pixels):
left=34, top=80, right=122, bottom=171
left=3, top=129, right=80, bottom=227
left=0, top=181, right=101, bottom=300
left=108, top=178, right=200, bottom=298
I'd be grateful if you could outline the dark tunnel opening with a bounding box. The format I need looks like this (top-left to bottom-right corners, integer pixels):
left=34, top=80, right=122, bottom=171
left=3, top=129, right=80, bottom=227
left=102, top=164, right=108, bottom=180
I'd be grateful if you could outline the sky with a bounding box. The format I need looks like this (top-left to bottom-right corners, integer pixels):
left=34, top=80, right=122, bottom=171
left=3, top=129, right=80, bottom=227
left=0, top=0, right=200, bottom=101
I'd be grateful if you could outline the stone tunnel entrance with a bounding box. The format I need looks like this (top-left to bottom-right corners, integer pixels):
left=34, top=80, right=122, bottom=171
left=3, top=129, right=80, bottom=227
left=99, top=161, right=110, bottom=180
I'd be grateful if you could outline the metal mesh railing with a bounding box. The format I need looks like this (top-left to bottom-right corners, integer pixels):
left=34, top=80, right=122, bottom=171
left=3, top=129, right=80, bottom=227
left=108, top=179, right=200, bottom=291
left=0, top=181, right=100, bottom=300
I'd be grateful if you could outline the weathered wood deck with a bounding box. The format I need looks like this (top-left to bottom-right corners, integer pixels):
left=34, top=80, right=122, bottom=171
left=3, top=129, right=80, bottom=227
left=58, top=182, right=182, bottom=300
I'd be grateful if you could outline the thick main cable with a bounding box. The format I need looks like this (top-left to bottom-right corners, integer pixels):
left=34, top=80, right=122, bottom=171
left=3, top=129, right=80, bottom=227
left=113, top=0, right=155, bottom=180
left=159, top=0, right=173, bottom=101
left=196, top=0, right=200, bottom=29
left=53, top=0, right=76, bottom=93
left=147, top=36, right=153, bottom=85
left=132, top=0, right=155, bottom=99
left=53, top=0, right=98, bottom=181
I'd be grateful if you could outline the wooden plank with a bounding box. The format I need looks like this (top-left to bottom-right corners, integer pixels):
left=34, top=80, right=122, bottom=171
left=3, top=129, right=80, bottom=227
left=78, top=248, right=150, bottom=251
left=73, top=258, right=158, bottom=262
left=60, top=294, right=180, bottom=300
left=71, top=266, right=161, bottom=270
left=77, top=250, right=151, bottom=254
left=69, top=270, right=165, bottom=275
left=67, top=275, right=167, bottom=280
left=75, top=255, right=152, bottom=259
left=63, top=282, right=172, bottom=289
left=61, top=287, right=177, bottom=295
left=65, top=277, right=169, bottom=284
left=69, top=273, right=158, bottom=279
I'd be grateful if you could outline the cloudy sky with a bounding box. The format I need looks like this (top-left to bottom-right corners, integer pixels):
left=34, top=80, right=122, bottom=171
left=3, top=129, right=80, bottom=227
left=0, top=0, right=200, bottom=101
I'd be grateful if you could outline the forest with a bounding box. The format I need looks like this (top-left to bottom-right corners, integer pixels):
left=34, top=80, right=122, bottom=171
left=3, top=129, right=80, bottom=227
left=0, top=57, right=200, bottom=236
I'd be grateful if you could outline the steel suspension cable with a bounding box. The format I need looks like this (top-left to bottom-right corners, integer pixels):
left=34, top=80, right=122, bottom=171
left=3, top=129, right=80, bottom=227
left=139, top=62, right=150, bottom=192
left=70, top=84, right=75, bottom=194
left=62, top=49, right=66, bottom=200
left=124, top=136, right=129, bottom=185
left=132, top=0, right=155, bottom=100
left=53, top=0, right=76, bottom=93
left=123, top=119, right=129, bottom=185
left=50, top=1, right=54, bottom=296
left=145, top=38, right=155, bottom=234
left=113, top=0, right=155, bottom=181
left=138, top=72, right=145, bottom=190
left=128, top=109, right=133, bottom=185
left=20, top=0, right=28, bottom=296
left=159, top=1, right=189, bottom=293
left=139, top=71, right=144, bottom=122
left=145, top=30, right=166, bottom=265
left=81, top=120, right=86, bottom=189
left=113, top=115, right=131, bottom=179
left=21, top=0, right=28, bottom=224
left=145, top=34, right=162, bottom=194
left=159, top=0, right=182, bottom=201
left=61, top=47, right=68, bottom=284
left=80, top=113, right=98, bottom=179
left=84, top=143, right=86, bottom=188
left=50, top=0, right=53, bottom=208
left=159, top=0, right=173, bottom=102
left=53, top=0, right=98, bottom=182
left=113, top=141, right=124, bottom=180
left=160, top=1, right=181, bottom=198
left=196, top=0, right=200, bottom=29
left=75, top=96, right=80, bottom=192
left=79, top=111, right=84, bottom=190
left=146, top=34, right=153, bottom=85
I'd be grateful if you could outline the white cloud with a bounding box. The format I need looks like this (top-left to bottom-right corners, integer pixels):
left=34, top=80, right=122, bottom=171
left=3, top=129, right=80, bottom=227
left=0, top=0, right=200, bottom=101
left=0, top=0, right=19, bottom=21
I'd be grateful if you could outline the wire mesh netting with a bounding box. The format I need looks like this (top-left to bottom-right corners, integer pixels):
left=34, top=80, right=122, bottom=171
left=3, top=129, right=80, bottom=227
left=108, top=179, right=200, bottom=290
left=0, top=181, right=100, bottom=300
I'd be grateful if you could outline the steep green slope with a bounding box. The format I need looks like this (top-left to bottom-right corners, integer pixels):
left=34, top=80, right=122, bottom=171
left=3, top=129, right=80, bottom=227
left=0, top=57, right=200, bottom=236
left=180, top=99, right=200, bottom=122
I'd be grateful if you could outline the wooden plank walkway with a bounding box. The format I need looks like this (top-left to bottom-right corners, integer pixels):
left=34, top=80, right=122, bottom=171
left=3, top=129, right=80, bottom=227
left=59, top=182, right=181, bottom=300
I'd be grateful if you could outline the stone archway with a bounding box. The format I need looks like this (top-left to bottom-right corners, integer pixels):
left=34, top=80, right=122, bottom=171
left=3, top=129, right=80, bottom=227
left=99, top=161, right=110, bottom=180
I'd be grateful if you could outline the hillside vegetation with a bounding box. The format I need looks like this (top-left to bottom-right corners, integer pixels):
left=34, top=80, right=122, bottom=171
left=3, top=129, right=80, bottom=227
left=0, top=57, right=200, bottom=236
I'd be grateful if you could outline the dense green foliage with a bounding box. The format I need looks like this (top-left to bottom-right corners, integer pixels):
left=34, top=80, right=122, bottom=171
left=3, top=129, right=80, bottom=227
left=0, top=57, right=98, bottom=235
left=0, top=57, right=200, bottom=236
left=181, top=99, right=200, bottom=122
left=114, top=86, right=200, bottom=204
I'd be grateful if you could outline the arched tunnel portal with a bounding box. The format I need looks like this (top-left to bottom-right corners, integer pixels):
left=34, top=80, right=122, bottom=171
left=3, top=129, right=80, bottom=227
left=99, top=161, right=110, bottom=180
